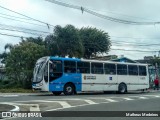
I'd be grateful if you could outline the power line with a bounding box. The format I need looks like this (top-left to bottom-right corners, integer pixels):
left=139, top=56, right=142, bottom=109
left=0, top=12, right=31, bottom=20
left=0, top=5, right=55, bottom=28
left=57, top=0, right=155, bottom=21
left=0, top=15, right=48, bottom=27
left=45, top=0, right=160, bottom=25
left=84, top=43, right=159, bottom=52
left=0, top=23, right=50, bottom=34
left=111, top=48, right=158, bottom=53
left=111, top=36, right=160, bottom=40
left=0, top=32, right=27, bottom=38
left=0, top=27, right=45, bottom=36
left=112, top=42, right=160, bottom=46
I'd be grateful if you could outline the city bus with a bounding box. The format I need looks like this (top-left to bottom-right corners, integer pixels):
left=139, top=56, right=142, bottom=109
left=32, top=56, right=149, bottom=95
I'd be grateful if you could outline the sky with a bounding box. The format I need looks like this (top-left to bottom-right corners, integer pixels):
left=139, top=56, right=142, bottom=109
left=0, top=0, right=160, bottom=60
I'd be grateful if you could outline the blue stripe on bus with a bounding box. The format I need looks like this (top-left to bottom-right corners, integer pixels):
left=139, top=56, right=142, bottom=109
left=49, top=73, right=82, bottom=92
left=50, top=56, right=81, bottom=61
left=49, top=56, right=81, bottom=92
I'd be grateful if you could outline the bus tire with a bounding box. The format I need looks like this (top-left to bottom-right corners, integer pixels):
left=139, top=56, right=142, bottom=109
left=52, top=91, right=62, bottom=96
left=118, top=83, right=127, bottom=94
left=63, top=83, right=74, bottom=95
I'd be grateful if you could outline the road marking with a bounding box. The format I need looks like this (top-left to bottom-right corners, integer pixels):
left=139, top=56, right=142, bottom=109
left=155, top=96, right=160, bottom=98
left=57, top=101, right=72, bottom=108
left=139, top=97, right=148, bottom=99
left=10, top=103, right=40, bottom=111
left=46, top=103, right=88, bottom=111
left=0, top=95, right=19, bottom=97
left=35, top=100, right=72, bottom=108
left=123, top=98, right=134, bottom=100
left=105, top=99, right=118, bottom=102
left=84, top=100, right=97, bottom=104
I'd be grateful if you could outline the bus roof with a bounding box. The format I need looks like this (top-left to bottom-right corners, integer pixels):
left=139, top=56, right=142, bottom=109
left=81, top=59, right=148, bottom=66
left=50, top=56, right=80, bottom=61
left=49, top=56, right=148, bottom=66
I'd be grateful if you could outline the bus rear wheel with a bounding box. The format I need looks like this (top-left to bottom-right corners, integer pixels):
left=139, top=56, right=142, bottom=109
left=118, top=83, right=127, bottom=94
left=52, top=91, right=62, bottom=96
left=63, top=83, right=74, bottom=95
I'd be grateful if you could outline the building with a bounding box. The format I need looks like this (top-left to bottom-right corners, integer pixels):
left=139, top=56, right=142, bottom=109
left=111, top=56, right=138, bottom=63
left=91, top=55, right=118, bottom=61
left=136, top=56, right=155, bottom=64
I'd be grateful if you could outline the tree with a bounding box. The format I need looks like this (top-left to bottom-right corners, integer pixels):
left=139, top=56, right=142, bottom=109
left=0, top=43, right=13, bottom=64
left=79, top=27, right=111, bottom=58
left=4, top=43, right=13, bottom=52
left=151, top=58, right=160, bottom=66
left=5, top=42, right=46, bottom=89
left=22, top=37, right=45, bottom=46
left=45, top=25, right=84, bottom=58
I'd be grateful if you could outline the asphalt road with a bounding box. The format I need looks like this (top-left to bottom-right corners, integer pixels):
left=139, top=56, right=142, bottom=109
left=0, top=91, right=160, bottom=120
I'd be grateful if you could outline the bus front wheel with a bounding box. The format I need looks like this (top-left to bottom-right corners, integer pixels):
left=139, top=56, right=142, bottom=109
left=118, top=83, right=127, bottom=94
left=52, top=91, right=62, bottom=96
left=63, top=83, right=74, bottom=95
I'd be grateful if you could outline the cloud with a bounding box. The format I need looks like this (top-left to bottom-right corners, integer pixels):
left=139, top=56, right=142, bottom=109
left=0, top=0, right=160, bottom=60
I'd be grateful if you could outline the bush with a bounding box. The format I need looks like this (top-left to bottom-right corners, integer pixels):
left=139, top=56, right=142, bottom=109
left=2, top=80, right=10, bottom=85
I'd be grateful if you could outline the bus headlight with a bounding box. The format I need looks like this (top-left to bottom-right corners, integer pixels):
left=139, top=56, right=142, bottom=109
left=39, top=82, right=43, bottom=86
left=37, top=82, right=43, bottom=86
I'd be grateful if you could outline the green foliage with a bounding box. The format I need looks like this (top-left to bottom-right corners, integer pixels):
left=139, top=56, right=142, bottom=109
left=5, top=41, right=46, bottom=89
left=150, top=58, right=160, bottom=66
left=0, top=52, right=8, bottom=63
left=45, top=25, right=84, bottom=58
left=79, top=27, right=111, bottom=58
left=0, top=88, right=36, bottom=93
left=22, top=37, right=45, bottom=46
left=4, top=43, right=13, bottom=51
left=2, top=24, right=111, bottom=89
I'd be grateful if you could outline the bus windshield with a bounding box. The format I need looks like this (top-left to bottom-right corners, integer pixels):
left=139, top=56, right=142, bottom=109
left=33, top=57, right=49, bottom=83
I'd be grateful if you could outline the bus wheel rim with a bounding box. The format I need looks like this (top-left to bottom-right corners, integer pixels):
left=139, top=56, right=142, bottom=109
left=66, top=86, right=72, bottom=93
left=121, top=86, right=125, bottom=93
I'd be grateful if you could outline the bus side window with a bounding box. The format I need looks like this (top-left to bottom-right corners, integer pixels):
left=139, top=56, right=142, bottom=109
left=91, top=63, right=103, bottom=74
left=104, top=63, right=116, bottom=75
left=139, top=66, right=147, bottom=76
left=117, top=64, right=127, bottom=75
left=128, top=65, right=138, bottom=75
left=77, top=62, right=90, bottom=73
left=64, top=61, right=76, bottom=73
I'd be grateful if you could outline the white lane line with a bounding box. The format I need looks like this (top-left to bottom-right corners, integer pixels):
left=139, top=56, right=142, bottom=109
left=84, top=100, right=97, bottom=104
left=123, top=98, right=134, bottom=101
left=13, top=98, right=83, bottom=103
left=139, top=97, right=148, bottom=99
left=105, top=99, right=118, bottom=102
left=1, top=95, right=19, bottom=97
left=57, top=101, right=72, bottom=108
left=0, top=102, right=20, bottom=112
left=35, top=100, right=72, bottom=108
left=46, top=103, right=88, bottom=111
left=9, top=103, right=40, bottom=111
left=155, top=96, right=160, bottom=98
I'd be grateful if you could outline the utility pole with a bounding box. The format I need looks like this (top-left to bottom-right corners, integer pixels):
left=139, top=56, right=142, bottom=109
left=158, top=51, right=160, bottom=58
left=155, top=63, right=158, bottom=78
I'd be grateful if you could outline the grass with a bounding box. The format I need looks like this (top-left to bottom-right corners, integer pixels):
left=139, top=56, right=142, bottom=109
left=0, top=88, right=38, bottom=93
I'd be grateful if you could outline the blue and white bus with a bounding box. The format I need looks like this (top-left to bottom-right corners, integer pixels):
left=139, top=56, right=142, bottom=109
left=32, top=56, right=149, bottom=95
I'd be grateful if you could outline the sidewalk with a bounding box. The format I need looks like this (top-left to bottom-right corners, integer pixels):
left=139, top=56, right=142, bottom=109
left=0, top=92, right=52, bottom=96
left=0, top=90, right=160, bottom=96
